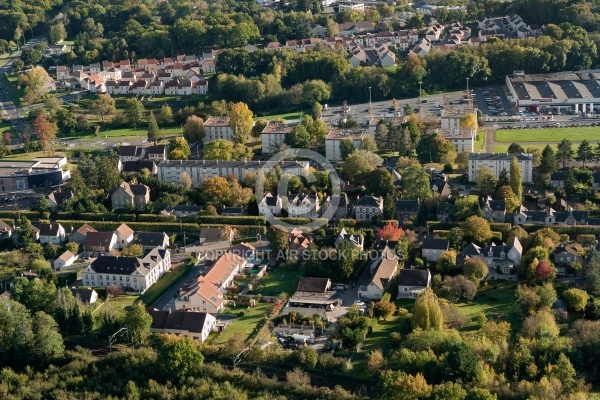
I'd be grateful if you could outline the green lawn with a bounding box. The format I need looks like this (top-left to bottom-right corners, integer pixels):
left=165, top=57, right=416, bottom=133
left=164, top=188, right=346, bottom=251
left=58, top=125, right=183, bottom=141
left=475, top=129, right=485, bottom=152
left=2, top=73, right=22, bottom=106
left=252, top=265, right=303, bottom=297
left=139, top=258, right=194, bottom=306
left=256, top=110, right=310, bottom=121
left=212, top=303, right=272, bottom=344
left=0, top=121, right=17, bottom=137
left=495, top=126, right=600, bottom=143
left=456, top=280, right=520, bottom=330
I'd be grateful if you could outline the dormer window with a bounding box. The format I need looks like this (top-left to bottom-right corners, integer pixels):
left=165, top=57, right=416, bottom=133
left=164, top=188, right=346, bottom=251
left=488, top=251, right=493, bottom=257
left=500, top=252, right=505, bottom=258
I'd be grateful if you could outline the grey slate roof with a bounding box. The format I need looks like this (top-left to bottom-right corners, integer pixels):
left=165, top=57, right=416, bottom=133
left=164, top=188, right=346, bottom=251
left=396, top=199, right=420, bottom=213
left=398, top=269, right=430, bottom=286
left=356, top=196, right=382, bottom=207
left=422, top=238, right=449, bottom=250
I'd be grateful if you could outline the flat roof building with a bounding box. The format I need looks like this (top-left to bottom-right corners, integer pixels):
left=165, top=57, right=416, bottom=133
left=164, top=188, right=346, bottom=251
left=261, top=122, right=294, bottom=155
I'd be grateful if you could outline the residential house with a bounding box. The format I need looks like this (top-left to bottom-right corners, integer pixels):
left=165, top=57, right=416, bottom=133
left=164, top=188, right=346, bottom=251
left=168, top=205, right=202, bottom=218
left=56, top=66, right=71, bottom=81
left=335, top=228, right=364, bottom=250
left=422, top=238, right=449, bottom=263
left=396, top=199, right=420, bottom=224
left=358, top=244, right=398, bottom=300
left=550, top=171, right=567, bottom=189
left=82, top=232, right=117, bottom=254
left=410, top=38, right=432, bottom=57
left=145, top=145, right=167, bottom=162
left=283, top=277, right=341, bottom=316
left=114, top=223, right=135, bottom=249
left=137, top=232, right=170, bottom=250
left=47, top=190, right=74, bottom=211
left=82, top=248, right=171, bottom=293
left=355, top=196, right=383, bottom=220
left=70, top=287, right=99, bottom=305
left=339, top=2, right=365, bottom=11
left=118, top=145, right=145, bottom=162
left=321, top=193, right=349, bottom=221
left=176, top=251, right=247, bottom=313
left=397, top=268, right=432, bottom=299
left=147, top=308, right=216, bottom=343
left=431, top=178, right=451, bottom=197
left=458, top=238, right=523, bottom=274
left=54, top=250, right=76, bottom=270
left=39, top=223, right=66, bottom=244
left=480, top=196, right=507, bottom=222
left=338, top=21, right=374, bottom=35
left=259, top=193, right=283, bottom=217
left=311, top=23, right=327, bottom=37
left=110, top=182, right=150, bottom=211
left=69, top=224, right=97, bottom=244
left=468, top=153, right=533, bottom=183
left=289, top=228, right=312, bottom=256
left=121, top=160, right=157, bottom=175
left=380, top=50, right=396, bottom=67
left=437, top=203, right=452, bottom=222
left=553, top=244, right=583, bottom=275
left=516, top=207, right=589, bottom=226
left=285, top=193, right=320, bottom=218
left=222, top=207, right=247, bottom=217
left=0, top=220, right=12, bottom=239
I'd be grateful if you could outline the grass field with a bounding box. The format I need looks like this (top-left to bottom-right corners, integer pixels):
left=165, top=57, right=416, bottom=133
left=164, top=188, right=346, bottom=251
left=212, top=303, right=272, bottom=344
left=253, top=265, right=303, bottom=297
left=139, top=258, right=194, bottom=306
left=456, top=280, right=520, bottom=330
left=475, top=129, right=485, bottom=151
left=58, top=125, right=183, bottom=141
left=493, top=143, right=555, bottom=153
left=2, top=73, right=22, bottom=106
left=495, top=126, right=600, bottom=143
left=256, top=110, right=308, bottom=121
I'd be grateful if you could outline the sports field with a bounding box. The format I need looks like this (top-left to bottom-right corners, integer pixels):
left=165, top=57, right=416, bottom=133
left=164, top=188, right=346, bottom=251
left=495, top=126, right=600, bottom=143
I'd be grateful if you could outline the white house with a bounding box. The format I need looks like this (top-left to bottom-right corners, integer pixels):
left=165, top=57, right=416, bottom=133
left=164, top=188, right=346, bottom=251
left=397, top=269, right=431, bottom=299
left=82, top=248, right=171, bottom=294
left=114, top=223, right=135, bottom=249
left=38, top=223, right=66, bottom=244
left=422, top=238, right=449, bottom=263
left=258, top=193, right=283, bottom=216
left=284, top=193, right=320, bottom=218
left=54, top=250, right=76, bottom=269
left=358, top=245, right=398, bottom=300
left=147, top=308, right=217, bottom=343
left=355, top=196, right=383, bottom=220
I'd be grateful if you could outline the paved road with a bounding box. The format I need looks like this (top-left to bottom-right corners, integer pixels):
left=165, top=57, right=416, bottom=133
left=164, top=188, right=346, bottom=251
left=151, top=256, right=205, bottom=310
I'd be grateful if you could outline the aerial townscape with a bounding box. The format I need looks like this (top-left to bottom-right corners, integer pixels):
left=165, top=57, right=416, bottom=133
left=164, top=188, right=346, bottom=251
left=4, top=0, right=600, bottom=398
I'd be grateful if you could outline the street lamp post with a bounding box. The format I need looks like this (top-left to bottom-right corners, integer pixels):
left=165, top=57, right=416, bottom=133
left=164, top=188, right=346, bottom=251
left=466, top=77, right=470, bottom=99
left=368, top=86, right=372, bottom=114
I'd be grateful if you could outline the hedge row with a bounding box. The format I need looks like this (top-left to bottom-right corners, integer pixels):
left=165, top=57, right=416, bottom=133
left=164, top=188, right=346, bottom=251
left=55, top=212, right=176, bottom=223
left=57, top=220, right=200, bottom=233
left=197, top=216, right=266, bottom=226
left=0, top=211, right=38, bottom=220
left=523, top=224, right=600, bottom=235
left=489, top=223, right=512, bottom=234
left=198, top=224, right=266, bottom=235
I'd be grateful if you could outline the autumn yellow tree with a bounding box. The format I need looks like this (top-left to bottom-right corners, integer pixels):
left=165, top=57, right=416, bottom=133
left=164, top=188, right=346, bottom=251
left=32, top=113, right=57, bottom=153
left=20, top=67, right=52, bottom=104
left=459, top=113, right=478, bottom=130
left=229, top=102, right=253, bottom=144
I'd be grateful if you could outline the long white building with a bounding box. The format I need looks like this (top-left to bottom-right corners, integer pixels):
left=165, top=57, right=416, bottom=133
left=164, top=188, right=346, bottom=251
left=468, top=153, right=533, bottom=183
left=261, top=122, right=293, bottom=154
left=157, top=160, right=310, bottom=187
left=203, top=116, right=234, bottom=144
left=81, top=248, right=171, bottom=294
left=325, top=129, right=368, bottom=162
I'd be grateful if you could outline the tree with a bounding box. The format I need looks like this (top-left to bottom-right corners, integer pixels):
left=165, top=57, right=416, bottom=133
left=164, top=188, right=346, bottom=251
left=124, top=98, right=145, bottom=128
left=563, top=288, right=588, bottom=311
left=437, top=251, right=458, bottom=274
left=125, top=302, right=152, bottom=345
left=509, top=156, right=522, bottom=199
left=404, top=103, right=414, bottom=115
left=297, top=346, right=318, bottom=368
left=402, top=165, right=431, bottom=200
left=156, top=334, right=204, bottom=383
left=564, top=168, right=578, bottom=196
left=521, top=310, right=559, bottom=339
left=378, top=223, right=403, bottom=241
left=49, top=22, right=66, bottom=44
left=576, top=139, right=594, bottom=167
left=361, top=134, right=378, bottom=152
left=169, top=137, right=191, bottom=160
left=463, top=258, right=488, bottom=283
left=447, top=227, right=465, bottom=250
left=302, top=80, right=331, bottom=104
left=534, top=259, right=555, bottom=283
left=526, top=146, right=542, bottom=167
left=461, top=216, right=492, bottom=245
left=445, top=342, right=478, bottom=382
left=312, top=102, right=323, bottom=120
left=31, top=113, right=56, bottom=153
left=455, top=152, right=470, bottom=170
left=95, top=156, right=120, bottom=192
left=459, top=113, right=477, bottom=130
left=120, top=243, right=144, bottom=257
left=266, top=226, right=288, bottom=256
left=343, top=153, right=373, bottom=184
left=374, top=300, right=397, bottom=321
left=540, top=145, right=558, bottom=174
left=495, top=186, right=520, bottom=213
left=31, top=311, right=64, bottom=363
left=90, top=95, right=116, bottom=124
left=20, top=67, right=52, bottom=104
left=475, top=166, right=498, bottom=195
left=203, top=139, right=235, bottom=160
left=156, top=104, right=174, bottom=126
left=284, top=124, right=311, bottom=148
left=20, top=48, right=42, bottom=66
left=229, top=102, right=253, bottom=144
left=182, top=115, right=204, bottom=143
left=340, top=138, right=356, bottom=160
left=365, top=169, right=394, bottom=197
left=197, top=176, right=230, bottom=206
left=412, top=288, right=443, bottom=331
left=146, top=111, right=159, bottom=145
left=180, top=171, right=192, bottom=190
left=556, top=139, right=573, bottom=168
left=507, top=143, right=525, bottom=153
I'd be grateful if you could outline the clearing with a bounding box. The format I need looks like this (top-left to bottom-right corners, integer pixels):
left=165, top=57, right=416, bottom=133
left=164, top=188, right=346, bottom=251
left=252, top=264, right=303, bottom=297
left=211, top=303, right=272, bottom=344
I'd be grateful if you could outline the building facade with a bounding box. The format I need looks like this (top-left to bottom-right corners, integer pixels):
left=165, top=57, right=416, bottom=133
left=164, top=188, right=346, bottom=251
left=468, top=153, right=533, bottom=183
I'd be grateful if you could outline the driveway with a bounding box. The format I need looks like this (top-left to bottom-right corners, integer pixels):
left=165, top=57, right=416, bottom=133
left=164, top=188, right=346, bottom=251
left=151, top=258, right=207, bottom=310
